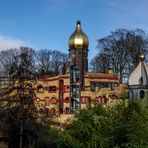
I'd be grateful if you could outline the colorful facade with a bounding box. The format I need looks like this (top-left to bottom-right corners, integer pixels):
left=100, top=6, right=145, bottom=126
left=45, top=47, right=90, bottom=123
left=33, top=72, right=126, bottom=116
left=0, top=21, right=127, bottom=119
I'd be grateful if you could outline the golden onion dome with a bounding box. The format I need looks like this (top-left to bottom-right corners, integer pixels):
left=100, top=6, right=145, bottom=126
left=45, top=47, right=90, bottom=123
left=139, top=53, right=145, bottom=61
left=68, top=21, right=89, bottom=49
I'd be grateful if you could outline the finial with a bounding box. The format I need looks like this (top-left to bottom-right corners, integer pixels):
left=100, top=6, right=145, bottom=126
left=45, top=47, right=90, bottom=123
left=77, top=20, right=81, bottom=25
left=139, top=53, right=145, bottom=61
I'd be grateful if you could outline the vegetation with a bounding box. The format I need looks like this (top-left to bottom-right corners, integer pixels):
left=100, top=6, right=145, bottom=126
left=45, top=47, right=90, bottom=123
left=90, top=29, right=148, bottom=82
left=0, top=47, right=60, bottom=147
left=0, top=28, right=148, bottom=147
left=57, top=100, right=148, bottom=148
left=0, top=47, right=68, bottom=77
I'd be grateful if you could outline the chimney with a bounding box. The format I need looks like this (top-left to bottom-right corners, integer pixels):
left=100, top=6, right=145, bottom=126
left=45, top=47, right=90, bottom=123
left=108, top=68, right=113, bottom=74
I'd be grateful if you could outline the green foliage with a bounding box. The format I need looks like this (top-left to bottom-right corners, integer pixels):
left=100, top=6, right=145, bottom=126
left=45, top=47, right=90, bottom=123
left=57, top=100, right=148, bottom=148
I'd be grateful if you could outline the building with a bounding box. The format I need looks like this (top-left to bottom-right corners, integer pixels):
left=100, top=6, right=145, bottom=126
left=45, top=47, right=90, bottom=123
left=33, top=21, right=126, bottom=116
left=0, top=21, right=127, bottom=118
left=129, top=54, right=148, bottom=99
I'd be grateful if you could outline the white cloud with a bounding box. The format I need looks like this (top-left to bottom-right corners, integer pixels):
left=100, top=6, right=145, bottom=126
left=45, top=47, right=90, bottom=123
left=0, top=35, right=28, bottom=51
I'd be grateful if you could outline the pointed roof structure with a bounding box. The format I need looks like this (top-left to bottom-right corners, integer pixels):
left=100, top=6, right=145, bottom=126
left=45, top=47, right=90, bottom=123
left=129, top=54, right=148, bottom=86
left=68, top=21, right=89, bottom=49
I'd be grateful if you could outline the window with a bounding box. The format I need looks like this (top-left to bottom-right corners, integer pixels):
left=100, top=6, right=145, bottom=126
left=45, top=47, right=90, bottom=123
left=81, top=97, right=86, bottom=104
left=50, top=108, right=56, bottom=116
left=98, top=96, right=102, bottom=104
left=139, top=77, right=143, bottom=85
left=63, top=85, right=70, bottom=92
left=45, top=97, right=50, bottom=106
left=65, top=107, right=70, bottom=114
left=66, top=86, right=70, bottom=92
left=37, top=85, right=44, bottom=93
left=65, top=97, right=70, bottom=103
left=50, top=97, right=57, bottom=104
left=81, top=97, right=91, bottom=104
left=109, top=83, right=115, bottom=90
left=91, top=83, right=99, bottom=92
left=91, top=82, right=109, bottom=92
left=140, top=90, right=145, bottom=99
left=49, top=86, right=56, bottom=92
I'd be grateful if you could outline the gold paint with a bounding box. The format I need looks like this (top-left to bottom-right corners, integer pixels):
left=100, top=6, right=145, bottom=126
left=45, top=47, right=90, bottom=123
left=68, top=21, right=89, bottom=49
left=139, top=53, right=145, bottom=61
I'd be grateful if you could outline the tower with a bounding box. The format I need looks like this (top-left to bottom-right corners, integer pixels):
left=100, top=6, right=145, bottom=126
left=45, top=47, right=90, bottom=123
left=68, top=21, right=89, bottom=112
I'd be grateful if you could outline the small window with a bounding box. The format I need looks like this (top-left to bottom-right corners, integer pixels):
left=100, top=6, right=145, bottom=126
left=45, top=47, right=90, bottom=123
left=65, top=97, right=70, bottom=103
left=50, top=108, right=56, bottom=116
left=49, top=86, right=56, bottom=92
left=109, top=83, right=115, bottom=90
left=50, top=97, right=57, bottom=104
left=140, top=90, right=145, bottom=99
left=37, top=85, right=44, bottom=93
left=98, top=96, right=102, bottom=104
left=139, top=77, right=143, bottom=85
left=81, top=97, right=86, bottom=104
left=66, top=86, right=70, bottom=92
left=91, top=83, right=99, bottom=92
left=45, top=97, right=50, bottom=106
left=65, top=107, right=70, bottom=114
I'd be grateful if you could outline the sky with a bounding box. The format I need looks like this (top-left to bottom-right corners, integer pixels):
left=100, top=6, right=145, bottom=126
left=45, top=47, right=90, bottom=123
left=0, top=0, right=148, bottom=61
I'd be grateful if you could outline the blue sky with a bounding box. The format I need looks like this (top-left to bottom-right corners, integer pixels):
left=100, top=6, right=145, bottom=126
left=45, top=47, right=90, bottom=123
left=0, top=0, right=148, bottom=60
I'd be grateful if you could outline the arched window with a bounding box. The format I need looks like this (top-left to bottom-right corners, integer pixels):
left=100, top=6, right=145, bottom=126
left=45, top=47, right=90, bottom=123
left=37, top=85, right=44, bottom=93
left=45, top=97, right=50, bottom=106
left=65, top=97, right=70, bottom=103
left=140, top=90, right=145, bottom=99
left=50, top=97, right=57, bottom=104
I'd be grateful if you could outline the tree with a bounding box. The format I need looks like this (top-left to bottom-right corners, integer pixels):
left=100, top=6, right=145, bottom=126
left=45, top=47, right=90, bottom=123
left=57, top=100, right=148, bottom=148
left=50, top=50, right=68, bottom=76
left=90, top=53, right=110, bottom=73
left=0, top=47, right=38, bottom=148
left=37, top=49, right=68, bottom=77
left=92, top=29, right=148, bottom=83
left=37, top=49, right=52, bottom=77
left=0, top=47, right=36, bottom=77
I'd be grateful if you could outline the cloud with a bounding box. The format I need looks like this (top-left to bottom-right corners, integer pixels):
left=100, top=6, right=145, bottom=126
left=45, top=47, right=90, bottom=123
left=0, top=35, right=28, bottom=51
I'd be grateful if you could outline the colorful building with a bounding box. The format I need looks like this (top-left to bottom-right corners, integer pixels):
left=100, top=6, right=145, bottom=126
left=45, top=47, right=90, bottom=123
left=33, top=21, right=126, bottom=116
left=0, top=21, right=127, bottom=119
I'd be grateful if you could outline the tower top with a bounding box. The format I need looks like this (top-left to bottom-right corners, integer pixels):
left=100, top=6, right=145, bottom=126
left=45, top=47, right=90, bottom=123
left=68, top=21, right=89, bottom=49
left=139, top=53, right=145, bottom=61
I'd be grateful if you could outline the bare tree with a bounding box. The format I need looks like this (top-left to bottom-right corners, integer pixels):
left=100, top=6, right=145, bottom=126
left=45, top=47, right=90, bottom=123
left=37, top=49, right=68, bottom=77
left=37, top=49, right=52, bottom=77
left=50, top=50, right=68, bottom=76
left=94, top=29, right=148, bottom=83
left=90, top=53, right=110, bottom=73
left=0, top=47, right=36, bottom=77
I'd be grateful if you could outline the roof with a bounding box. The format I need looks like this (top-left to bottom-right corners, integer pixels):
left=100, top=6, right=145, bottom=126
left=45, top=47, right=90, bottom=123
left=85, top=72, right=119, bottom=82
left=129, top=61, right=148, bottom=86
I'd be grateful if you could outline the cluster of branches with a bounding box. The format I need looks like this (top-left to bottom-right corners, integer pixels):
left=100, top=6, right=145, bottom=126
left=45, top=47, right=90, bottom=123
left=0, top=47, right=68, bottom=78
left=90, top=29, right=148, bottom=83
